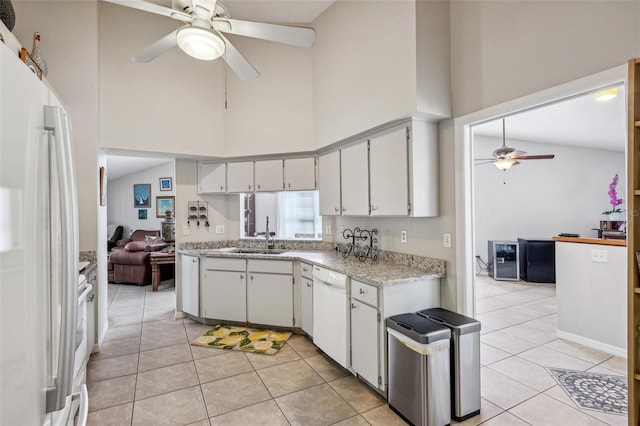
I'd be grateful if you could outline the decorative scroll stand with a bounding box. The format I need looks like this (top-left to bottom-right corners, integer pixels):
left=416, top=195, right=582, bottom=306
left=342, top=227, right=379, bottom=262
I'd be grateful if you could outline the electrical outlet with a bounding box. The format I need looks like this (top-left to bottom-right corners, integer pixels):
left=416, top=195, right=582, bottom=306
left=590, top=249, right=608, bottom=263
left=215, top=225, right=224, bottom=234
left=183, top=225, right=190, bottom=236
left=400, top=230, right=407, bottom=243
left=443, top=233, right=452, bottom=248
left=325, top=224, right=331, bottom=235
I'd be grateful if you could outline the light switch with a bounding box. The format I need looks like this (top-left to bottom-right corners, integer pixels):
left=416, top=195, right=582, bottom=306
left=400, top=230, right=407, bottom=243
left=590, top=249, right=608, bottom=263
left=215, top=225, right=224, bottom=234
left=443, top=233, right=452, bottom=248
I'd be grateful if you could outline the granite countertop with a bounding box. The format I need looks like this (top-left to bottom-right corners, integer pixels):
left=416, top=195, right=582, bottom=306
left=179, top=248, right=444, bottom=287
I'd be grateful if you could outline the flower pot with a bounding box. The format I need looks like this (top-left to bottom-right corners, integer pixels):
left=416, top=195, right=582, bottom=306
left=606, top=212, right=626, bottom=222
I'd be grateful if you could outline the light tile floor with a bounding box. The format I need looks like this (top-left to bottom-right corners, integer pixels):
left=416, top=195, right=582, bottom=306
left=87, top=281, right=404, bottom=426
left=87, top=277, right=628, bottom=425
left=469, top=275, right=628, bottom=426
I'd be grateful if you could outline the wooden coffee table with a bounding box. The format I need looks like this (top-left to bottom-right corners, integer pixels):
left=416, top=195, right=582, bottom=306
left=149, top=252, right=175, bottom=292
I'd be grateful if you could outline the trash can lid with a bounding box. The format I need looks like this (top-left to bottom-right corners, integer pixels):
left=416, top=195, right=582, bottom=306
left=386, top=313, right=451, bottom=344
left=418, top=308, right=481, bottom=335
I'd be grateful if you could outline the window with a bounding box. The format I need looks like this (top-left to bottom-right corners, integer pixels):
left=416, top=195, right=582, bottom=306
left=241, top=191, right=322, bottom=240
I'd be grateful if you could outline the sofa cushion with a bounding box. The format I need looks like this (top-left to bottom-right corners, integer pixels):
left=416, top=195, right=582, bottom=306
left=124, top=241, right=147, bottom=252
left=145, top=241, right=168, bottom=252
left=109, top=249, right=150, bottom=266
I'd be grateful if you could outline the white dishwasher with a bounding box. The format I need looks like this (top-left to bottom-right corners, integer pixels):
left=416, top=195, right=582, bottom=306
left=312, top=266, right=350, bottom=368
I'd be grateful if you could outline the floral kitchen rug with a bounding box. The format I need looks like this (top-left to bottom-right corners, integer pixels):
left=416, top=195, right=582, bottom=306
left=191, top=325, right=292, bottom=355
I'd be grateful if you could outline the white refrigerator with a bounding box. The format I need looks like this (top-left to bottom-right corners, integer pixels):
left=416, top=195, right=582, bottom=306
left=0, top=41, right=88, bottom=425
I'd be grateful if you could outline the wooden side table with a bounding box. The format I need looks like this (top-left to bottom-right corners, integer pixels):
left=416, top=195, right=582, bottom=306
left=149, top=252, right=175, bottom=292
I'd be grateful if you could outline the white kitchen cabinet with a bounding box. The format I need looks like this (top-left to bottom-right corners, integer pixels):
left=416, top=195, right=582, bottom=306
left=340, top=141, right=369, bottom=216
left=318, top=151, right=341, bottom=215
left=350, top=277, right=440, bottom=393
left=197, top=162, right=226, bottom=194
left=369, top=127, right=409, bottom=216
left=299, top=261, right=313, bottom=336
left=350, top=299, right=379, bottom=388
left=227, top=161, right=254, bottom=193
left=201, top=258, right=247, bottom=322
left=254, top=159, right=283, bottom=192
left=284, top=157, right=316, bottom=191
left=181, top=254, right=200, bottom=316
left=247, top=259, right=293, bottom=327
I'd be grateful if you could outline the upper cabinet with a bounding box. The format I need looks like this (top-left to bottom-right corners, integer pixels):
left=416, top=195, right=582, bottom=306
left=318, top=151, right=341, bottom=215
left=255, top=160, right=284, bottom=192
left=322, top=117, right=439, bottom=217
left=340, top=141, right=370, bottom=216
left=197, top=162, right=226, bottom=194
left=369, top=126, right=409, bottom=216
left=284, top=158, right=316, bottom=191
left=227, top=161, right=254, bottom=193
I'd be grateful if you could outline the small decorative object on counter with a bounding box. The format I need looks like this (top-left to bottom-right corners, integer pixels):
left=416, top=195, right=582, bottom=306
left=602, top=173, right=624, bottom=221
left=30, top=32, right=47, bottom=77
left=342, top=227, right=378, bottom=262
left=19, top=48, right=42, bottom=80
left=0, top=0, right=15, bottom=32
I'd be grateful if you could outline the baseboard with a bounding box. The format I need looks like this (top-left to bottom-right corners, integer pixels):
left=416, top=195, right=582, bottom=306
left=556, top=329, right=627, bottom=358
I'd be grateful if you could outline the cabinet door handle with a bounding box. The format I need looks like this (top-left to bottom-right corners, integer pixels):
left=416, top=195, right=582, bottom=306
left=288, top=183, right=291, bottom=189
left=307, top=282, right=312, bottom=287
left=240, top=274, right=244, bottom=279
left=359, top=288, right=366, bottom=294
left=351, top=303, right=357, bottom=309
left=257, top=184, right=261, bottom=190
left=250, top=275, right=254, bottom=280
left=192, top=258, right=197, bottom=263
left=248, top=184, right=252, bottom=190
left=302, top=267, right=308, bottom=272
left=341, top=207, right=346, bottom=212
left=219, top=185, right=224, bottom=191
left=334, top=207, right=339, bottom=212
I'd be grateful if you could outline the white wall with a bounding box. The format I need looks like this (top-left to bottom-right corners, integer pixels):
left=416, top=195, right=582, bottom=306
left=12, top=0, right=99, bottom=252
left=449, top=0, right=640, bottom=116
left=473, top=135, right=625, bottom=263
left=107, top=161, right=176, bottom=238
left=312, top=0, right=417, bottom=148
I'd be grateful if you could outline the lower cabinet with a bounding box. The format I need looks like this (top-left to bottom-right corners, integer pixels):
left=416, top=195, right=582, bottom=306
left=181, top=254, right=200, bottom=316
left=201, top=258, right=247, bottom=322
left=350, top=299, right=379, bottom=388
left=300, top=276, right=313, bottom=335
left=247, top=259, right=294, bottom=327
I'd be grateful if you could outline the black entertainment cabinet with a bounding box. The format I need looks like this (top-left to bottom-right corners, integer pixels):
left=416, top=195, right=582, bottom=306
left=517, top=238, right=556, bottom=283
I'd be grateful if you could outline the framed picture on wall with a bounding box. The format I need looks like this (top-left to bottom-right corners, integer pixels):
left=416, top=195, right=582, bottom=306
left=138, top=209, right=147, bottom=220
left=159, top=177, right=172, bottom=191
left=133, top=183, right=151, bottom=208
left=156, top=196, right=175, bottom=218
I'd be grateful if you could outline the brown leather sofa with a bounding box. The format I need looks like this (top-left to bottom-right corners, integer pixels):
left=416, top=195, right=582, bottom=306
left=108, top=230, right=167, bottom=285
left=107, top=225, right=124, bottom=252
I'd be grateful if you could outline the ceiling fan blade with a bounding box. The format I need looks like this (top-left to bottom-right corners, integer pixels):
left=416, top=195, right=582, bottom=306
left=102, top=0, right=192, bottom=22
left=474, top=158, right=497, bottom=161
left=213, top=18, right=315, bottom=48
left=474, top=160, right=496, bottom=165
left=510, top=150, right=527, bottom=157
left=219, top=34, right=259, bottom=81
left=131, top=29, right=179, bottom=63
left=511, top=154, right=555, bottom=160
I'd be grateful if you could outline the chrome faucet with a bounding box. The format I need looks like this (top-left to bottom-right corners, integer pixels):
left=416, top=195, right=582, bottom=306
left=265, top=216, right=273, bottom=250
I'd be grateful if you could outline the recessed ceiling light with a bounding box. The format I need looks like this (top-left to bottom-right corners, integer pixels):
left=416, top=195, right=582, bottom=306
left=594, top=87, right=618, bottom=102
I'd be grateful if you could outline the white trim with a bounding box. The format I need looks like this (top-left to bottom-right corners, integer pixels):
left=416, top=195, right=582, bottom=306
left=454, top=64, right=628, bottom=317
left=556, top=329, right=627, bottom=359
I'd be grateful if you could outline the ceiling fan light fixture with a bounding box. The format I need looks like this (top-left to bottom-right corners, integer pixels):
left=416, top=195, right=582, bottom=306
left=594, top=87, right=618, bottom=102
left=176, top=26, right=225, bottom=61
left=494, top=157, right=516, bottom=170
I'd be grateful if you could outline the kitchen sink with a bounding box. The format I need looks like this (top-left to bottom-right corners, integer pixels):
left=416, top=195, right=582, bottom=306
left=230, top=248, right=289, bottom=255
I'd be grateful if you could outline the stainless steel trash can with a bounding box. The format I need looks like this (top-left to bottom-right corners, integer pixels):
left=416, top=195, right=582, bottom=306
left=387, top=313, right=451, bottom=426
left=418, top=308, right=481, bottom=421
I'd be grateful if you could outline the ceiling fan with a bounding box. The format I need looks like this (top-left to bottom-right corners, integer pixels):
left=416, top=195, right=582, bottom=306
left=103, top=0, right=316, bottom=81
left=474, top=119, right=555, bottom=171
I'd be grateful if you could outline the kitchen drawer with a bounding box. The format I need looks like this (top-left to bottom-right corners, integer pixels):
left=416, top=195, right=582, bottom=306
left=351, top=279, right=378, bottom=306
left=248, top=259, right=292, bottom=274
left=202, top=257, right=246, bottom=272
left=300, top=262, right=313, bottom=279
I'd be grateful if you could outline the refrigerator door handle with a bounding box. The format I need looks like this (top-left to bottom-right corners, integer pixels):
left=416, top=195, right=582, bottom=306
left=70, top=384, right=89, bottom=426
left=44, top=105, right=79, bottom=413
